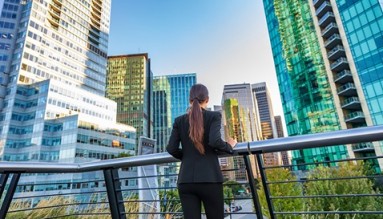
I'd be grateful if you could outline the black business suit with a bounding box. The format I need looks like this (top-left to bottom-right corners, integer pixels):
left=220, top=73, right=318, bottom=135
left=167, top=109, right=234, bottom=219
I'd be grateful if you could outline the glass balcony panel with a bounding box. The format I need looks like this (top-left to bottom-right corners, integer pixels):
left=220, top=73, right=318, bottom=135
left=352, top=142, right=374, bottom=152
left=345, top=111, right=365, bottom=123
left=331, top=57, right=348, bottom=71
left=322, top=23, right=338, bottom=38
left=313, top=0, right=326, bottom=8
left=316, top=1, right=332, bottom=17
left=341, top=96, right=361, bottom=109
left=328, top=45, right=345, bottom=60
left=334, top=70, right=353, bottom=83
left=319, top=12, right=335, bottom=27
left=325, top=34, right=342, bottom=49
left=337, top=82, right=356, bottom=96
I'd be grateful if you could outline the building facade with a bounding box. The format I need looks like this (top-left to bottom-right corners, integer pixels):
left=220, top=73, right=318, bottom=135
left=153, top=73, right=196, bottom=188
left=252, top=82, right=281, bottom=166
left=106, top=53, right=153, bottom=147
left=263, top=0, right=383, bottom=171
left=153, top=73, right=196, bottom=152
left=275, top=115, right=290, bottom=166
left=222, top=83, right=261, bottom=181
left=0, top=0, right=139, bottom=203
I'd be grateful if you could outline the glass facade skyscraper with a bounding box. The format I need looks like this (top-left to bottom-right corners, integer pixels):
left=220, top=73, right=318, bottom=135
left=0, top=0, right=138, bottom=203
left=153, top=73, right=196, bottom=152
left=153, top=73, right=196, bottom=188
left=222, top=83, right=261, bottom=181
left=263, top=0, right=383, bottom=170
left=106, top=53, right=153, bottom=148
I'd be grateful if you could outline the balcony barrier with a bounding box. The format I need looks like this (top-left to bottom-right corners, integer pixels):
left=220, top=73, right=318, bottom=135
left=325, top=33, right=341, bottom=48
left=1, top=125, right=383, bottom=218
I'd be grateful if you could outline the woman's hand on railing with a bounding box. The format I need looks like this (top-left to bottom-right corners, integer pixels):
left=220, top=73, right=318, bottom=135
left=227, top=138, right=237, bottom=148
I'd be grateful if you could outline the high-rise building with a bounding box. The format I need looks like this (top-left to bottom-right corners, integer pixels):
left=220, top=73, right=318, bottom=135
left=263, top=0, right=383, bottom=171
left=152, top=73, right=196, bottom=188
left=153, top=73, right=196, bottom=152
left=214, top=105, right=235, bottom=181
left=0, top=0, right=138, bottom=202
left=222, top=83, right=261, bottom=181
left=106, top=53, right=153, bottom=147
left=252, top=82, right=281, bottom=166
left=275, top=115, right=290, bottom=166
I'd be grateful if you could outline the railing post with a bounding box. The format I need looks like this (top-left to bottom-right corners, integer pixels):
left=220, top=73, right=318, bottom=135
left=0, top=173, right=10, bottom=200
left=0, top=173, right=20, bottom=218
left=256, top=153, right=275, bottom=219
left=243, top=155, right=263, bottom=219
left=103, top=168, right=126, bottom=219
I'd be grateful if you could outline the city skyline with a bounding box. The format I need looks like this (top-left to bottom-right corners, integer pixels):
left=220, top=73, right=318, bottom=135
left=107, top=0, right=284, bottom=117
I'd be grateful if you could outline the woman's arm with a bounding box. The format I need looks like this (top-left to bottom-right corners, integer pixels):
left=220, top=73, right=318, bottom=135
left=208, top=113, right=235, bottom=154
left=166, top=119, right=183, bottom=159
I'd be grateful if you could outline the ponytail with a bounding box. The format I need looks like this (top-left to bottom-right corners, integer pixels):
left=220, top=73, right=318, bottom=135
left=188, top=84, right=209, bottom=155
left=189, top=98, right=205, bottom=154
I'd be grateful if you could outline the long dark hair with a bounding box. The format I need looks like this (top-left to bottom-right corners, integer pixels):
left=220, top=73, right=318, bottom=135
left=188, top=84, right=209, bottom=155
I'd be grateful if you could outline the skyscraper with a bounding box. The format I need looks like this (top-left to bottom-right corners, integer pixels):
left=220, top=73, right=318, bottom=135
left=263, top=0, right=383, bottom=171
left=152, top=73, right=196, bottom=188
left=153, top=73, right=196, bottom=152
left=0, top=0, right=137, bottom=202
left=222, top=83, right=261, bottom=181
left=275, top=115, right=290, bottom=166
left=106, top=53, right=153, bottom=147
left=252, top=82, right=281, bottom=166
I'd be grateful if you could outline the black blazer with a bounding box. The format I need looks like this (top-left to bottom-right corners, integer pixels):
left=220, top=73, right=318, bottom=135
left=166, top=109, right=234, bottom=184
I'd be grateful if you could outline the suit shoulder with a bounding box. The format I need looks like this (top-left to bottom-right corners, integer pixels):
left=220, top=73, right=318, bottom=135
left=205, top=110, right=222, bottom=118
left=174, top=114, right=188, bottom=123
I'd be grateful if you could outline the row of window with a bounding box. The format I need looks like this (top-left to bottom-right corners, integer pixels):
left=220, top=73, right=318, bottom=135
left=0, top=43, right=11, bottom=50
left=0, top=32, right=14, bottom=39
left=11, top=113, right=36, bottom=122
left=9, top=125, right=34, bottom=135
left=75, top=149, right=129, bottom=160
left=47, top=97, right=114, bottom=122
left=1, top=11, right=17, bottom=19
left=2, top=3, right=19, bottom=12
left=77, top=134, right=134, bottom=150
left=0, top=21, right=15, bottom=29
left=0, top=54, right=8, bottom=61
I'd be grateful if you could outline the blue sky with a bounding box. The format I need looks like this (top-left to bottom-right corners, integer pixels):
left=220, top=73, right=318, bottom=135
left=107, top=0, right=283, bottom=116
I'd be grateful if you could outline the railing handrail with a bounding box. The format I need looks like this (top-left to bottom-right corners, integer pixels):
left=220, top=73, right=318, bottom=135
left=1, top=125, right=383, bottom=173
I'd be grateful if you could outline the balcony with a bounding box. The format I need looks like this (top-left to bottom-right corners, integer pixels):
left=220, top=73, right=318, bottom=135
left=313, top=0, right=326, bottom=8
left=341, top=96, right=361, bottom=109
left=319, top=12, right=335, bottom=27
left=352, top=142, right=375, bottom=152
left=331, top=57, right=348, bottom=71
left=322, top=22, right=338, bottom=38
left=337, top=82, right=356, bottom=96
left=1, top=126, right=383, bottom=218
left=334, top=70, right=353, bottom=83
left=328, top=45, right=345, bottom=60
left=345, top=111, right=365, bottom=123
left=325, top=34, right=342, bottom=49
left=316, top=1, right=332, bottom=17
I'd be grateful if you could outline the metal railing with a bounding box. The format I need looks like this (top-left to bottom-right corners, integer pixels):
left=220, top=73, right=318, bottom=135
left=1, top=125, right=383, bottom=218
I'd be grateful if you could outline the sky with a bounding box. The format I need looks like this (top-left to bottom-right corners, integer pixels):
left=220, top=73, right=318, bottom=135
left=107, top=0, right=283, bottom=117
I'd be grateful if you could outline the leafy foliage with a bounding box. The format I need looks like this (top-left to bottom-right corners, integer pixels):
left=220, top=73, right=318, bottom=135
left=258, top=167, right=303, bottom=219
left=304, top=162, right=382, bottom=219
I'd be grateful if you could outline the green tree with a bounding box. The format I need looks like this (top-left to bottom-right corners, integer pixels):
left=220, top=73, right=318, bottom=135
left=159, top=189, right=182, bottom=218
left=304, top=161, right=382, bottom=219
left=258, top=168, right=303, bottom=219
left=223, top=185, right=234, bottom=206
left=223, top=180, right=243, bottom=195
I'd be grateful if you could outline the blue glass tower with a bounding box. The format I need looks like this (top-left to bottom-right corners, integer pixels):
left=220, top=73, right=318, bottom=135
left=153, top=73, right=196, bottom=152
left=263, top=0, right=383, bottom=171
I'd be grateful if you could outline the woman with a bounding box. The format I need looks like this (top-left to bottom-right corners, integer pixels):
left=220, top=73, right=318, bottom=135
left=166, top=84, right=237, bottom=219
